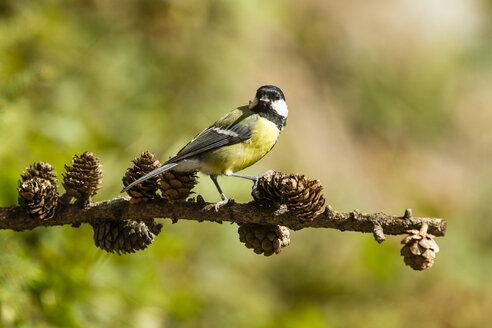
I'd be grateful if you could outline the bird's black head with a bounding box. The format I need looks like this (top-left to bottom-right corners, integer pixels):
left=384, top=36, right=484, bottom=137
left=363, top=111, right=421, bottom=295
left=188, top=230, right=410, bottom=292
left=250, top=85, right=288, bottom=130
left=255, top=85, right=285, bottom=103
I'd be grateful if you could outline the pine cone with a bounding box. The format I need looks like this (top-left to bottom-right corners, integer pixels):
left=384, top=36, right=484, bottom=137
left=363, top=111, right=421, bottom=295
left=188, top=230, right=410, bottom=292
left=62, top=152, right=103, bottom=205
left=401, top=223, right=440, bottom=271
left=122, top=151, right=161, bottom=203
left=252, top=171, right=284, bottom=205
left=238, top=223, right=290, bottom=256
left=18, top=176, right=58, bottom=220
left=92, top=219, right=162, bottom=255
left=159, top=170, right=198, bottom=203
left=280, top=174, right=325, bottom=221
left=21, top=162, right=57, bottom=182
left=253, top=172, right=325, bottom=220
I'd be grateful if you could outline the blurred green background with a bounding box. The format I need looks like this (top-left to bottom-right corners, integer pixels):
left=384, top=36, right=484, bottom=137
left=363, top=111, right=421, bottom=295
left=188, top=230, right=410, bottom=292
left=1, top=0, right=491, bottom=327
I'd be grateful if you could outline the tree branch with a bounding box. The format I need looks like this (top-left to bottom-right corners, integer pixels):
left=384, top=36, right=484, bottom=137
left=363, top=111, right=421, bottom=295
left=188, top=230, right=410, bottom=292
left=0, top=197, right=447, bottom=239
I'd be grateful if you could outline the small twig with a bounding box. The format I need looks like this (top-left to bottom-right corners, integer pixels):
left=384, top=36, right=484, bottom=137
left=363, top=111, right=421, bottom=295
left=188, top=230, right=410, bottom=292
left=0, top=197, right=447, bottom=237
left=372, top=224, right=386, bottom=243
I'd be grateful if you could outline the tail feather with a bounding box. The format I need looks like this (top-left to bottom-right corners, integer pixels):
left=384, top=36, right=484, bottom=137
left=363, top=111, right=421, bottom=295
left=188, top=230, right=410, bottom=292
left=121, top=162, right=179, bottom=193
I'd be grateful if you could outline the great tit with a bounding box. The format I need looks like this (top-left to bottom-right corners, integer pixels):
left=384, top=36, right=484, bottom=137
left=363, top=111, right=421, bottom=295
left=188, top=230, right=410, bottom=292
left=122, top=85, right=288, bottom=210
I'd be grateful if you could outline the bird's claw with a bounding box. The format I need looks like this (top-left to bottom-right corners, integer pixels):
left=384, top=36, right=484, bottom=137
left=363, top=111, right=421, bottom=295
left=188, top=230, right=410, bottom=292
left=258, top=170, right=274, bottom=179
left=214, top=198, right=229, bottom=212
left=251, top=170, right=274, bottom=183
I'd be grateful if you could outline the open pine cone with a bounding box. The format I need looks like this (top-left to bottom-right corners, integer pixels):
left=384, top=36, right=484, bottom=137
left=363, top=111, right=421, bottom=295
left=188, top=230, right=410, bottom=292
left=253, top=172, right=325, bottom=221
left=21, top=162, right=57, bottom=182
left=18, top=176, right=58, bottom=220
left=159, top=170, right=198, bottom=203
left=280, top=174, right=325, bottom=221
left=401, top=223, right=440, bottom=271
left=238, top=223, right=290, bottom=256
left=252, top=171, right=284, bottom=205
left=92, top=219, right=162, bottom=255
left=63, top=152, right=102, bottom=205
left=122, top=151, right=161, bottom=203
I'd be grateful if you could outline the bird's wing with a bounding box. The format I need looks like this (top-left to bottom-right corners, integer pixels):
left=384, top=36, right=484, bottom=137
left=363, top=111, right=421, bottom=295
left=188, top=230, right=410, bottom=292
left=166, top=108, right=256, bottom=163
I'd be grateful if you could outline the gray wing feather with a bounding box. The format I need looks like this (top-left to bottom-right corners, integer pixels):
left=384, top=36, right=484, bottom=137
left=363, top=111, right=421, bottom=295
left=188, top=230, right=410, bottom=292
left=167, top=118, right=255, bottom=163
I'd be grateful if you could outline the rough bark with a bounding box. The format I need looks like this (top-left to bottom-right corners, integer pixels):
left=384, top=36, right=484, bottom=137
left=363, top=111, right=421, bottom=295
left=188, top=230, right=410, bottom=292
left=0, top=197, right=446, bottom=241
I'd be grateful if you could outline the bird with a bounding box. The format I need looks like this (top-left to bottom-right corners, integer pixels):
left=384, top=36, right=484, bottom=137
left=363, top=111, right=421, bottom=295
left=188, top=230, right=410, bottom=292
left=122, top=85, right=288, bottom=210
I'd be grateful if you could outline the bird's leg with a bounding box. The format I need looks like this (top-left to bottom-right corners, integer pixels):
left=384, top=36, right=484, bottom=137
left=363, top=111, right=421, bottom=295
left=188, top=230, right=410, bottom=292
left=226, top=170, right=274, bottom=182
left=210, top=175, right=229, bottom=211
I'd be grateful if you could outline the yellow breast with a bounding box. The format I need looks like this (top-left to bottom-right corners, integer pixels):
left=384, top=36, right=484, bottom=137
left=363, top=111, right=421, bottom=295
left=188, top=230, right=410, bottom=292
left=200, top=116, right=280, bottom=175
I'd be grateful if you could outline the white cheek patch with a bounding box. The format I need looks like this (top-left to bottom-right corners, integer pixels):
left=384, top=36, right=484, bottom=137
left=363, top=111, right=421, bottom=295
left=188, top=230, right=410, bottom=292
left=271, top=99, right=288, bottom=118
